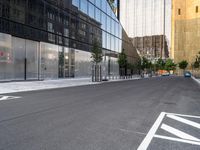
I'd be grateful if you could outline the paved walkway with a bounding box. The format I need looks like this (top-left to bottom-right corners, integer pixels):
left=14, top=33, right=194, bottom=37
left=0, top=76, right=140, bottom=94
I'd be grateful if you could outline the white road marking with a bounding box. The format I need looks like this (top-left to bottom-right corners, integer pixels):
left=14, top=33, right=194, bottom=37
left=161, top=124, right=200, bottom=142
left=154, top=134, right=200, bottom=146
left=167, top=114, right=200, bottom=129
left=0, top=96, right=10, bottom=101
left=0, top=95, right=21, bottom=101
left=167, top=112, right=200, bottom=119
left=137, top=112, right=166, bottom=150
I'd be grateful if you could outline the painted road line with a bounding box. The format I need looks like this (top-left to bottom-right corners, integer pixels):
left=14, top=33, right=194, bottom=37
left=137, top=112, right=166, bottom=150
left=161, top=124, right=200, bottom=142
left=154, top=135, right=200, bottom=146
left=167, top=112, right=200, bottom=119
left=167, top=114, right=200, bottom=129
left=0, top=95, right=21, bottom=101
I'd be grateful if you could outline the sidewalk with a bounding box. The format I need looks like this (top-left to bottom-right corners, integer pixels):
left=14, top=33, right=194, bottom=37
left=192, top=76, right=200, bottom=85
left=0, top=76, right=141, bottom=94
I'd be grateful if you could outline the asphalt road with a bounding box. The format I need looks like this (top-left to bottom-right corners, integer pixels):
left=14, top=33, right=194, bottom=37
left=0, top=76, right=200, bottom=150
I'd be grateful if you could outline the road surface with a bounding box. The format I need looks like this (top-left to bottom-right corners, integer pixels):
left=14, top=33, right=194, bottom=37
left=0, top=76, right=200, bottom=150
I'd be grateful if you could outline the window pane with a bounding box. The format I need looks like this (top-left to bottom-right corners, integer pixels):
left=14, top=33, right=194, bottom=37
left=89, top=0, right=95, bottom=4
left=101, top=12, right=106, bottom=30
left=95, top=0, right=101, bottom=8
left=102, top=31, right=107, bottom=48
left=72, top=0, right=79, bottom=8
left=88, top=3, right=95, bottom=19
left=101, top=0, right=107, bottom=13
left=95, top=8, right=101, bottom=22
left=107, top=16, right=111, bottom=33
left=80, top=0, right=88, bottom=14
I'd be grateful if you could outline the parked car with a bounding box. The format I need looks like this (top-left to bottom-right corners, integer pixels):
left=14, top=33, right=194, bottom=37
left=184, top=71, right=192, bottom=78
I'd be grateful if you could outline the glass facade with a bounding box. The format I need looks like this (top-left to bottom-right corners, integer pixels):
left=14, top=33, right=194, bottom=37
left=0, top=0, right=139, bottom=81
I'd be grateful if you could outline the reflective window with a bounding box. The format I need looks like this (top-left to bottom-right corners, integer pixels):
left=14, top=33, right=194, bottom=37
left=89, top=0, right=95, bottom=4
left=107, top=3, right=112, bottom=16
left=111, top=19, right=115, bottom=35
left=80, top=0, right=88, bottom=14
left=95, top=0, right=101, bottom=8
left=107, top=33, right=111, bottom=50
left=72, top=0, right=79, bottom=8
left=47, top=22, right=54, bottom=32
left=101, top=0, right=107, bottom=13
left=107, top=16, right=111, bottom=33
left=102, top=31, right=107, bottom=48
left=64, top=28, right=69, bottom=37
left=88, top=3, right=95, bottom=19
left=115, top=21, right=119, bottom=37
left=101, top=12, right=107, bottom=30
left=95, top=8, right=101, bottom=22
left=111, top=35, right=115, bottom=51
left=115, top=38, right=118, bottom=52
left=119, top=39, right=122, bottom=53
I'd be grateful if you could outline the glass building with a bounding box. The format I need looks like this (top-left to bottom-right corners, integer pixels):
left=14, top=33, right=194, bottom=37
left=120, top=0, right=172, bottom=59
left=0, top=0, right=139, bottom=81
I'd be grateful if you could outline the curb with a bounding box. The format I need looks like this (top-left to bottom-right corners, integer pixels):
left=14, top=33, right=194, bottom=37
left=191, top=76, right=200, bottom=85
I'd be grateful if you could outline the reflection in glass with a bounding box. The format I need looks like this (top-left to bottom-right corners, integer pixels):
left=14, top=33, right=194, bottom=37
left=80, top=0, right=88, bottom=14
left=72, top=0, right=79, bottom=8
left=0, top=33, right=13, bottom=81
left=40, top=42, right=58, bottom=79
left=89, top=3, right=95, bottom=19
left=75, top=49, right=92, bottom=77
left=26, top=40, right=39, bottom=79
left=12, top=37, right=26, bottom=80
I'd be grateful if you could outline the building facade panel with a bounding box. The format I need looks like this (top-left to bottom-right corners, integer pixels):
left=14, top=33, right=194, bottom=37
left=0, top=0, right=139, bottom=81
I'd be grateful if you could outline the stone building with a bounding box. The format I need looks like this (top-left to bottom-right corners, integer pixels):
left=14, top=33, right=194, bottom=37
left=171, top=0, right=200, bottom=67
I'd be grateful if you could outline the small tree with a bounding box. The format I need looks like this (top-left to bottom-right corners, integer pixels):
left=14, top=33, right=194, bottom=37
left=193, top=60, right=200, bottom=69
left=118, top=50, right=127, bottom=77
left=141, top=57, right=151, bottom=70
left=91, top=39, right=103, bottom=65
left=194, top=51, right=200, bottom=69
left=178, top=60, right=188, bottom=71
left=156, top=58, right=165, bottom=70
left=165, top=59, right=176, bottom=72
left=91, top=39, right=103, bottom=82
left=135, top=59, right=142, bottom=75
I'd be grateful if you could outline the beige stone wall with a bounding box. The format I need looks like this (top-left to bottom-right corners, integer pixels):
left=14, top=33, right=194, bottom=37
left=171, top=0, right=200, bottom=68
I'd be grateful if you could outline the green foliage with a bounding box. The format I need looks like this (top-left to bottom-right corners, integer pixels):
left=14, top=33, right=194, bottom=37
left=192, top=51, right=200, bottom=69
left=156, top=58, right=165, bottom=70
left=193, top=60, right=200, bottom=69
left=165, top=59, right=176, bottom=71
left=127, top=63, right=135, bottom=70
left=178, top=60, right=188, bottom=70
left=91, top=39, right=103, bottom=65
left=135, top=59, right=142, bottom=70
left=141, top=57, right=151, bottom=70
left=118, top=50, right=127, bottom=68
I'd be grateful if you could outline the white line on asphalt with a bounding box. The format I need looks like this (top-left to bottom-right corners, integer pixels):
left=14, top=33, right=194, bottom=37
left=167, top=112, right=200, bottom=119
left=0, top=95, right=21, bottom=101
left=167, top=114, right=200, bottom=129
left=137, top=112, right=166, bottom=150
left=161, top=124, right=200, bottom=142
left=0, top=96, right=10, bottom=101
left=154, top=134, right=200, bottom=146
